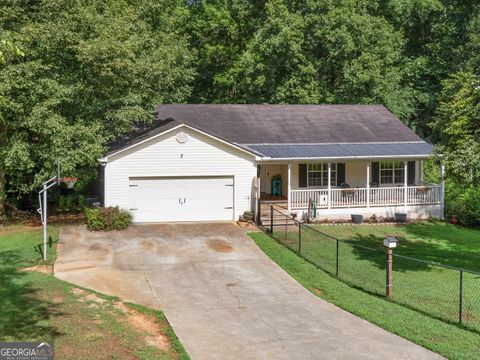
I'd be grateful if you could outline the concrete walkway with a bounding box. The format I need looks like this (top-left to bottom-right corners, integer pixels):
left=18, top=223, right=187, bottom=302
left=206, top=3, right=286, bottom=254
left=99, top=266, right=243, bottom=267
left=55, top=223, right=442, bottom=360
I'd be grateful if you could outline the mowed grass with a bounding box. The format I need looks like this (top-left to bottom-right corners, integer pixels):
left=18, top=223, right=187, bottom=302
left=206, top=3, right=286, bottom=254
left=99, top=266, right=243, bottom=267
left=271, top=222, right=480, bottom=331
left=250, top=231, right=480, bottom=360
left=0, top=225, right=189, bottom=360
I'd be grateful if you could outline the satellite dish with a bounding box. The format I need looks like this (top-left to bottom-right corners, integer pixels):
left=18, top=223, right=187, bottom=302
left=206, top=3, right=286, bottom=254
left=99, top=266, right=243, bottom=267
left=176, top=131, right=189, bottom=143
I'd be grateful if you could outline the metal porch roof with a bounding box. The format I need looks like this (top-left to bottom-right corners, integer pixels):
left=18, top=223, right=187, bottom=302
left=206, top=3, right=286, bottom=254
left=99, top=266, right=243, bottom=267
left=243, top=142, right=434, bottom=159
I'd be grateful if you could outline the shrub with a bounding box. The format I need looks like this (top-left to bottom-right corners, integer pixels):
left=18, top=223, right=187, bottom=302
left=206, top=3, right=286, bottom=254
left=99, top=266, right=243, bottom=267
left=85, top=206, right=132, bottom=231
left=446, top=186, right=480, bottom=228
left=57, top=195, right=67, bottom=212
left=77, top=195, right=86, bottom=211
left=65, top=195, right=75, bottom=212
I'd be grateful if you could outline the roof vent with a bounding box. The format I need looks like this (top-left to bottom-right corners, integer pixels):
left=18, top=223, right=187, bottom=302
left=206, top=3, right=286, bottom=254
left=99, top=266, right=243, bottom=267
left=176, top=131, right=189, bottom=143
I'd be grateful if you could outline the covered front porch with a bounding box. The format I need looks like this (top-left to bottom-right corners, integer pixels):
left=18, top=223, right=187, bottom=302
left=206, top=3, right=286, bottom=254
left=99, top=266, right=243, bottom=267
left=258, top=159, right=444, bottom=218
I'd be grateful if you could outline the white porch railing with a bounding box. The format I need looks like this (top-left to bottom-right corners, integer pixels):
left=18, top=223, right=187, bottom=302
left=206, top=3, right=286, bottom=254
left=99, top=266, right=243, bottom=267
left=290, top=185, right=441, bottom=210
left=290, top=189, right=328, bottom=209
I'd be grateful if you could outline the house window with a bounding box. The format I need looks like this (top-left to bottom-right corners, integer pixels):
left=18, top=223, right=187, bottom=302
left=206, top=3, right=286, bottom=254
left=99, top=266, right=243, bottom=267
left=380, top=161, right=404, bottom=185
left=308, top=163, right=336, bottom=187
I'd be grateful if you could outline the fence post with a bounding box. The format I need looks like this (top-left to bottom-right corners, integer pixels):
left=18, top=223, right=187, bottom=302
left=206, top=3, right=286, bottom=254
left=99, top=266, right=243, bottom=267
left=298, top=222, right=302, bottom=254
left=336, top=239, right=339, bottom=277
left=270, top=205, right=273, bottom=234
left=386, top=249, right=393, bottom=298
left=459, top=269, right=463, bottom=324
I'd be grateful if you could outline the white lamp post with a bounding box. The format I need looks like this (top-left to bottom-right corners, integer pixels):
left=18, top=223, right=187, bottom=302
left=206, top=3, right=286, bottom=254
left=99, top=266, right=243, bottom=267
left=37, top=165, right=77, bottom=261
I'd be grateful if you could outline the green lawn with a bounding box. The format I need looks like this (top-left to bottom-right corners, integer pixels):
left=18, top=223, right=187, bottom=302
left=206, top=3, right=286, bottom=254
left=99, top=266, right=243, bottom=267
left=0, top=225, right=189, bottom=360
left=250, top=231, right=480, bottom=360
left=271, top=222, right=480, bottom=331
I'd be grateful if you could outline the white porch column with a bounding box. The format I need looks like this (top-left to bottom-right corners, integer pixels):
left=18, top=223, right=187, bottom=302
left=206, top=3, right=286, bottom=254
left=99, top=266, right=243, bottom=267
left=420, top=160, right=424, bottom=183
left=366, top=162, right=370, bottom=208
left=404, top=161, right=408, bottom=210
left=287, top=163, right=292, bottom=212
left=440, top=162, right=445, bottom=220
left=327, top=163, right=332, bottom=209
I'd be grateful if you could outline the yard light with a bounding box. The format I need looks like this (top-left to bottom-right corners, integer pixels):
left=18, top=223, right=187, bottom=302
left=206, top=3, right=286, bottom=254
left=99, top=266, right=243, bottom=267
left=383, top=236, right=397, bottom=298
left=37, top=163, right=77, bottom=261
left=383, top=236, right=397, bottom=248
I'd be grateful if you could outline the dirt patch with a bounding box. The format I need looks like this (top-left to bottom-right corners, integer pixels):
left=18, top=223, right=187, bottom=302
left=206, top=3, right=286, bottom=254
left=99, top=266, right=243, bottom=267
left=142, top=239, right=157, bottom=252
left=88, top=243, right=107, bottom=252
left=20, top=264, right=53, bottom=274
left=71, top=288, right=106, bottom=305
left=0, top=225, right=41, bottom=236
left=312, top=288, right=324, bottom=296
left=206, top=239, right=234, bottom=253
left=52, top=296, right=65, bottom=304
left=114, top=302, right=170, bottom=352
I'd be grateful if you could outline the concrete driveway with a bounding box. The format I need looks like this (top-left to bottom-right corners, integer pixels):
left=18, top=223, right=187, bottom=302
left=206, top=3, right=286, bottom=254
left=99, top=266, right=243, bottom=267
left=55, top=223, right=442, bottom=360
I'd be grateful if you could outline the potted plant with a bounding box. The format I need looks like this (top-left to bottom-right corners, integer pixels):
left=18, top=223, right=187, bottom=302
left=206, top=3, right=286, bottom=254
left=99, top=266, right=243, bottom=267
left=351, top=214, right=363, bottom=224
left=395, top=213, right=407, bottom=223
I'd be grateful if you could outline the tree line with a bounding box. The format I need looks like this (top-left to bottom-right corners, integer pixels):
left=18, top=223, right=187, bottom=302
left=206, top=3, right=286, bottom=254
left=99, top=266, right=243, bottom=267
left=1, top=0, right=479, bottom=224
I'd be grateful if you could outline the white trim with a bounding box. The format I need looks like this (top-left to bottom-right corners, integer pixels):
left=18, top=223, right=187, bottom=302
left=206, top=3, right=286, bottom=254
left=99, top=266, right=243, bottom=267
left=379, top=160, right=405, bottom=186
left=404, top=161, right=408, bottom=211
left=327, top=163, right=332, bottom=210
left=100, top=124, right=258, bottom=162
left=366, top=162, right=370, bottom=208
left=306, top=163, right=337, bottom=187
left=440, top=163, right=445, bottom=220
left=287, top=163, right=291, bottom=211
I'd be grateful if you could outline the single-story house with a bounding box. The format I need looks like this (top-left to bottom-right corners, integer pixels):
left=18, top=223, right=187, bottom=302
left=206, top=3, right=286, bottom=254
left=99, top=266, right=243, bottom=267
left=98, top=104, right=444, bottom=223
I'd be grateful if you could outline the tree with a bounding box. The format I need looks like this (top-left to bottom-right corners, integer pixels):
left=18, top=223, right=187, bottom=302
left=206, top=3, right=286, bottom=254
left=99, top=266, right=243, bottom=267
left=0, top=0, right=195, bottom=214
left=0, top=34, right=24, bottom=219
left=431, top=72, right=480, bottom=186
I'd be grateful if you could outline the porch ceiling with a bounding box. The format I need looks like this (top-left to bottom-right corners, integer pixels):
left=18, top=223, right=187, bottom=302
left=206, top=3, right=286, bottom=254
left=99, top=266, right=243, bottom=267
left=244, top=142, right=433, bottom=160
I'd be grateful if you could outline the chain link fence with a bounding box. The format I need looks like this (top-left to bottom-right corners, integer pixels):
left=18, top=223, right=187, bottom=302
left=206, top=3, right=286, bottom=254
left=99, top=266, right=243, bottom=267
left=266, top=206, right=480, bottom=331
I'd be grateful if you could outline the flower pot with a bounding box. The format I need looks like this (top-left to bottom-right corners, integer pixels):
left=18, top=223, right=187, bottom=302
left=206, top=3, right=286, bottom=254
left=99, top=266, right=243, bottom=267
left=395, top=213, right=407, bottom=223
left=351, top=214, right=363, bottom=224
left=450, top=215, right=458, bottom=225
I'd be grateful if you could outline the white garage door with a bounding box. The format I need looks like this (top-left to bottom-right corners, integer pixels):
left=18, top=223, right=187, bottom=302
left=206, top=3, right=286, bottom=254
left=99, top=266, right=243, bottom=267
left=129, top=176, right=234, bottom=222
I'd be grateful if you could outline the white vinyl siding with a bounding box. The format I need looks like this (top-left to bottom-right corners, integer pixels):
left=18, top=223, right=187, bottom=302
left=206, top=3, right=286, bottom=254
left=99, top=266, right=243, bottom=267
left=262, top=160, right=420, bottom=192
left=105, top=127, right=257, bottom=222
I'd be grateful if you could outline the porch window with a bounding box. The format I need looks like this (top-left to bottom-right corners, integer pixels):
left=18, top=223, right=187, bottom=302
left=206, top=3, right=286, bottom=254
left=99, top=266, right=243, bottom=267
left=308, top=163, right=336, bottom=187
left=380, top=161, right=404, bottom=185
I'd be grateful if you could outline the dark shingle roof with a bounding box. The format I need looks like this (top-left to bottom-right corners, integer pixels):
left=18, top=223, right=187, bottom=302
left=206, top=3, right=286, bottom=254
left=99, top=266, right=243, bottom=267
left=153, top=104, right=421, bottom=144
left=105, top=104, right=431, bottom=158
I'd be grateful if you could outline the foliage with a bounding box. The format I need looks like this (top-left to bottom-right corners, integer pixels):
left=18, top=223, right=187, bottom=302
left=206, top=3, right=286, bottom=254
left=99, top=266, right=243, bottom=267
left=431, top=72, right=480, bottom=186
left=0, top=0, right=195, bottom=208
left=65, top=195, right=75, bottom=213
left=85, top=206, right=132, bottom=231
left=57, top=196, right=67, bottom=213
left=446, top=186, right=480, bottom=228
left=77, top=195, right=86, bottom=211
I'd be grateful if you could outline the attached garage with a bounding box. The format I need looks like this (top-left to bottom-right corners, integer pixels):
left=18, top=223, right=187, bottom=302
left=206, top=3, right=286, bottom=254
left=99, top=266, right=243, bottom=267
left=129, top=176, right=234, bottom=222
left=101, top=124, right=257, bottom=223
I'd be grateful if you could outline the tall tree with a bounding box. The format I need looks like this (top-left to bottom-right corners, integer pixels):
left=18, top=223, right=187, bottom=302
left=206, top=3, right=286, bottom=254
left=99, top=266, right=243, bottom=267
left=0, top=35, right=24, bottom=219
left=0, top=0, right=195, bottom=212
left=431, top=72, right=480, bottom=186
